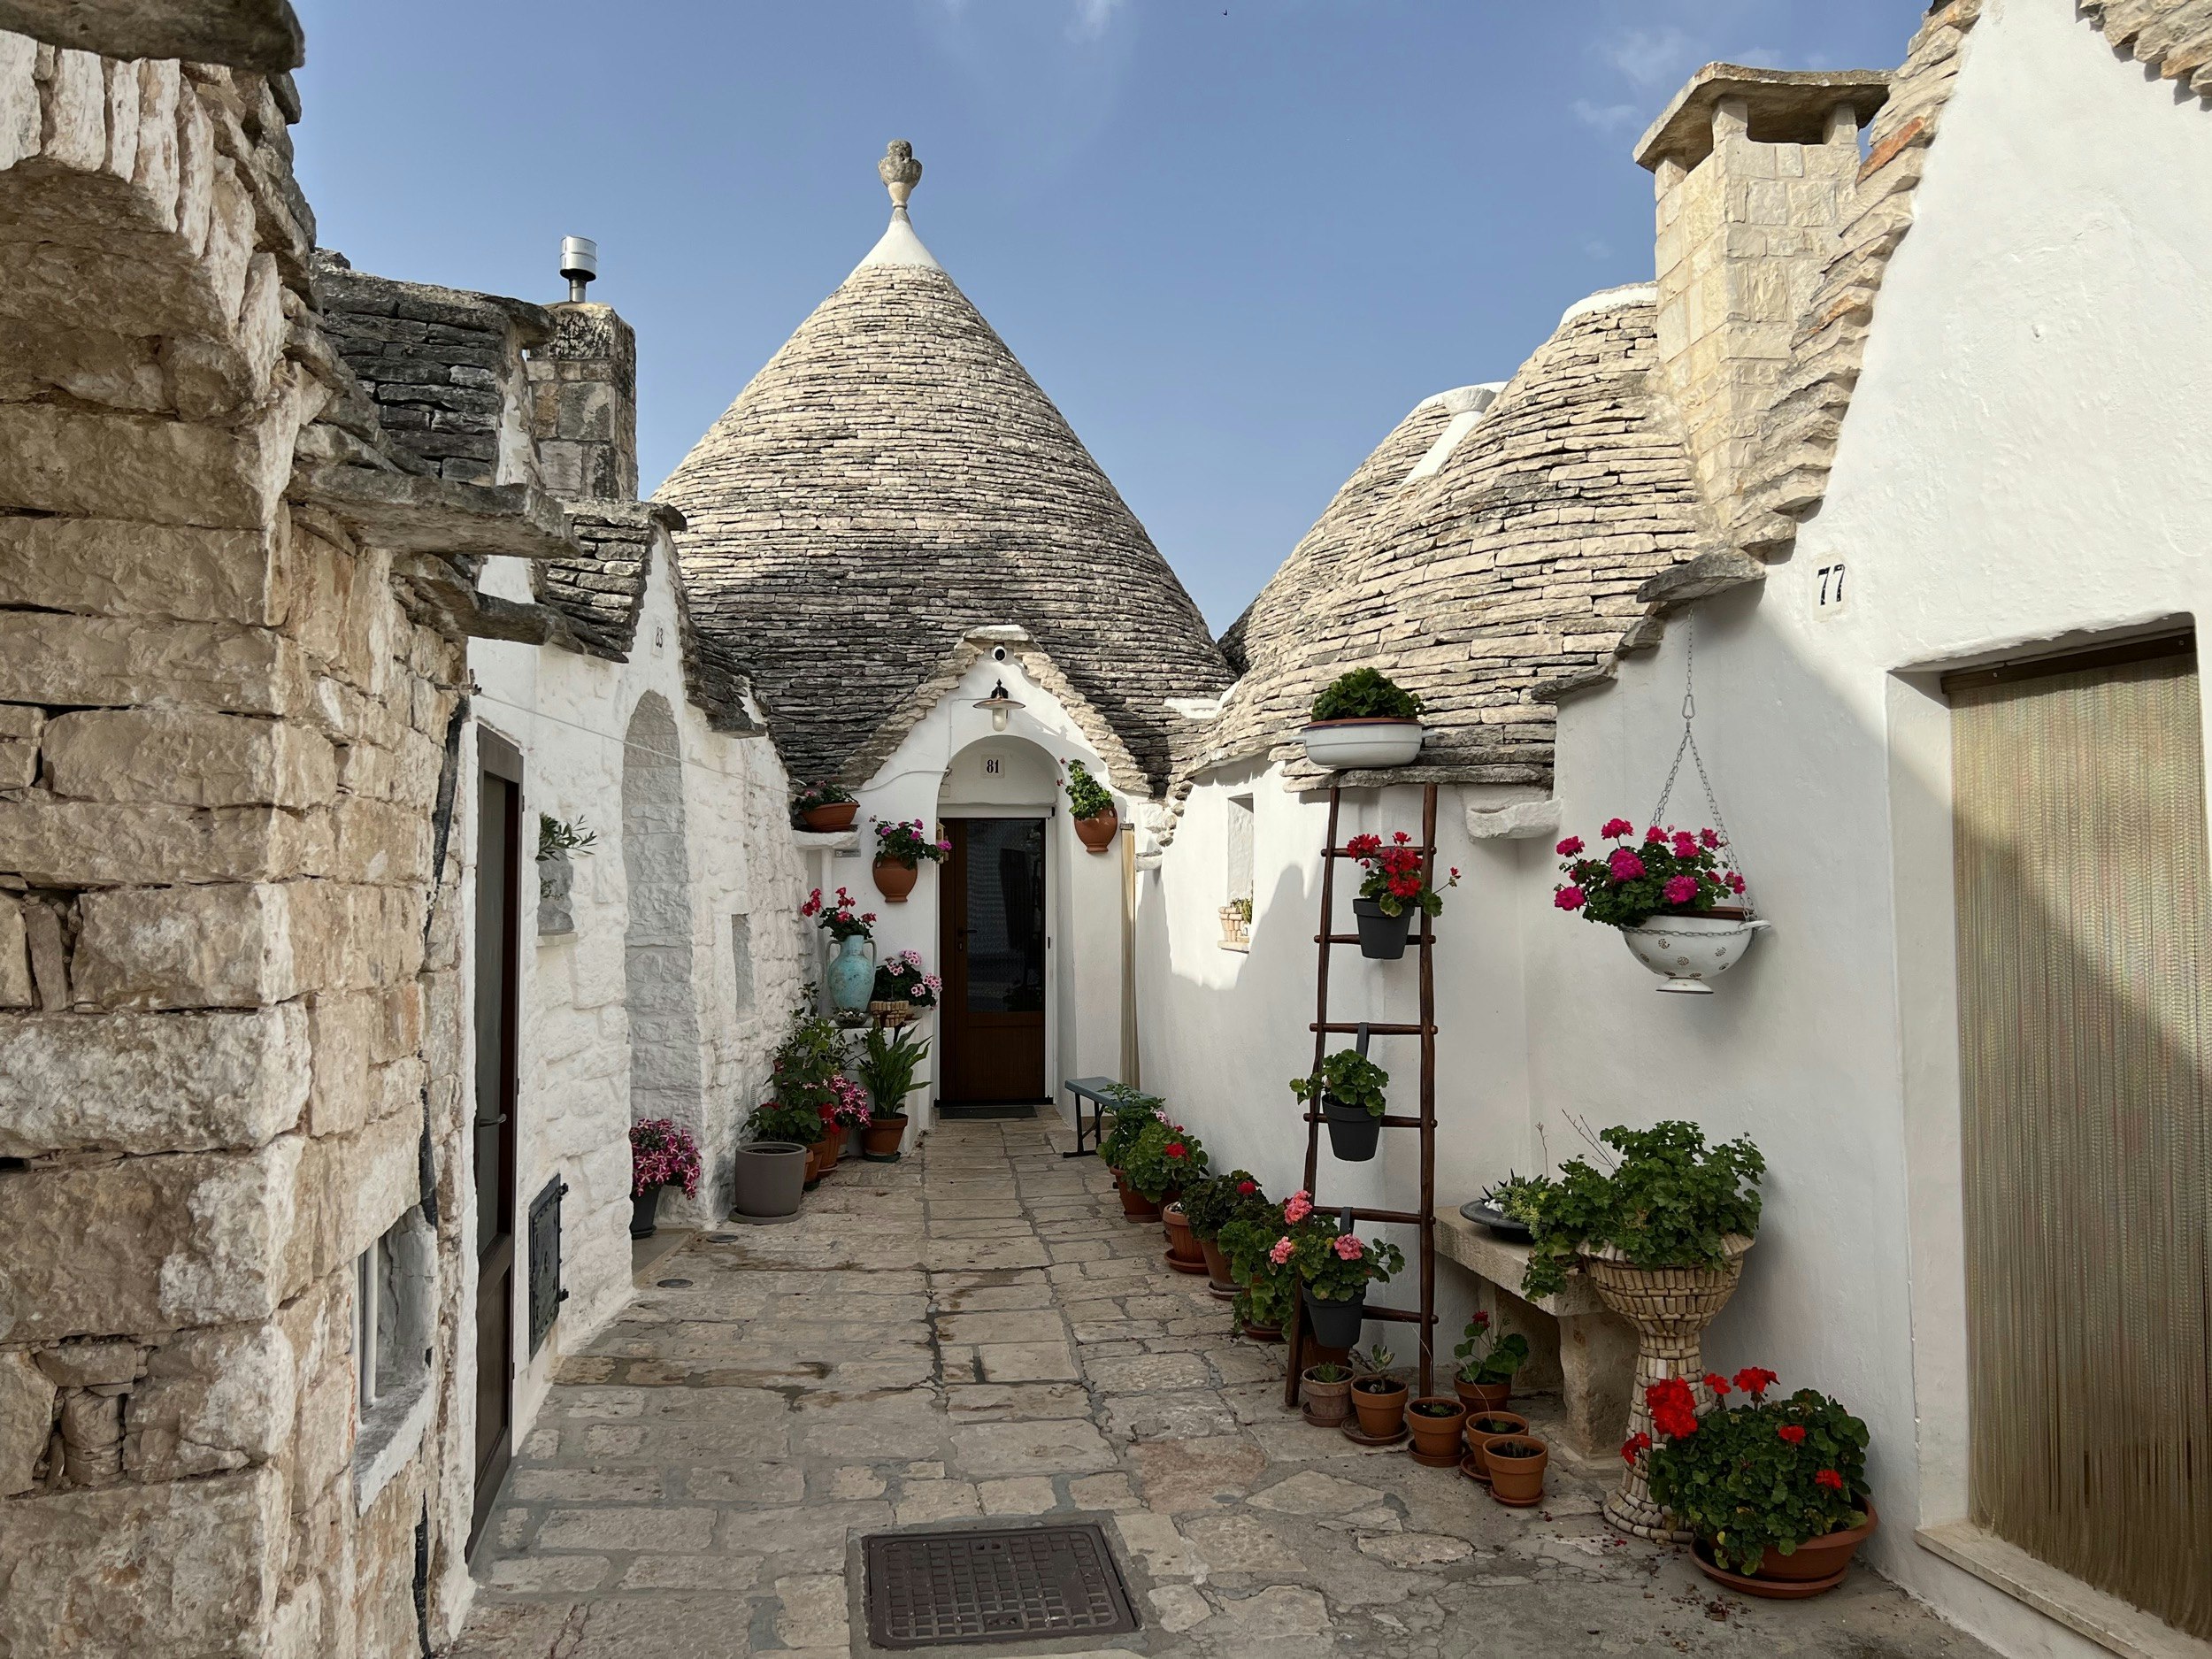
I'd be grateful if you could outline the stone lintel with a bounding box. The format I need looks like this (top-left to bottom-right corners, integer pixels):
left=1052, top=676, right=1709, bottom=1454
left=293, top=464, right=574, bottom=560
left=1635, top=64, right=1891, bottom=173
left=0, top=0, right=305, bottom=72
left=1634, top=549, right=1768, bottom=608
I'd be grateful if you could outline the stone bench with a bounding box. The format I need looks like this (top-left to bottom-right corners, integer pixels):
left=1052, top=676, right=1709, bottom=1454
left=1432, top=1206, right=1637, bottom=1460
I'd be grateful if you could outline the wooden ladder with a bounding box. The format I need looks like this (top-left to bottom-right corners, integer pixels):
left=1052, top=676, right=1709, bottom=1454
left=1280, top=783, right=1440, bottom=1406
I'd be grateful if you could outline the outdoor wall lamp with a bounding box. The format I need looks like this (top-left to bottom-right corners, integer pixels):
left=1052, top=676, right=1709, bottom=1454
left=974, top=680, right=1024, bottom=733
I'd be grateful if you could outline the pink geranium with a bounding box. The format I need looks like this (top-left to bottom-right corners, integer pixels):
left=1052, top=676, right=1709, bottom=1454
left=1608, top=848, right=1646, bottom=881
left=1663, top=875, right=1698, bottom=905
left=1555, top=835, right=1585, bottom=856
left=1554, top=815, right=1746, bottom=928
left=1554, top=886, right=1586, bottom=911
left=1332, top=1233, right=1365, bottom=1262
left=1601, top=817, right=1634, bottom=839
left=1268, top=1237, right=1295, bottom=1266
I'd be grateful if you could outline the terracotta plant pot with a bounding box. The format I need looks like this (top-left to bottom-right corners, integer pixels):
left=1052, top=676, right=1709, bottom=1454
left=862, top=1114, right=908, bottom=1161
left=1301, top=1366, right=1353, bottom=1425
left=1463, top=1411, right=1529, bottom=1482
left=1198, top=1235, right=1234, bottom=1291
left=1486, top=1434, right=1549, bottom=1506
left=1114, top=1170, right=1162, bottom=1221
left=872, top=857, right=918, bottom=903
left=1240, top=1314, right=1282, bottom=1343
left=1407, top=1397, right=1467, bottom=1463
left=731, top=1141, right=806, bottom=1219
left=1455, top=1378, right=1511, bottom=1417
left=1161, top=1202, right=1203, bottom=1265
left=1074, top=806, right=1118, bottom=854
left=801, top=802, right=857, bottom=832
left=1349, top=1376, right=1408, bottom=1439
left=1692, top=1501, right=1880, bottom=1597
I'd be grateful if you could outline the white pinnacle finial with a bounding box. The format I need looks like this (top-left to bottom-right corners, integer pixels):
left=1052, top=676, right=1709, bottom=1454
left=879, top=140, right=922, bottom=209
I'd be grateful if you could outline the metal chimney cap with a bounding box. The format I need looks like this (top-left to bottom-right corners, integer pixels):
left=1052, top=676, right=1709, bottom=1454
left=558, top=235, right=599, bottom=282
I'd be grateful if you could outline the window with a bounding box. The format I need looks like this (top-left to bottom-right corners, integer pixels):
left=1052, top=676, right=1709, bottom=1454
left=355, top=1209, right=432, bottom=1413
left=731, top=913, right=754, bottom=1016
left=1226, top=795, right=1255, bottom=905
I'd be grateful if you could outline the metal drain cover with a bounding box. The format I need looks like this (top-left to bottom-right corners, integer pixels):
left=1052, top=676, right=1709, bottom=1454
left=864, top=1523, right=1139, bottom=1649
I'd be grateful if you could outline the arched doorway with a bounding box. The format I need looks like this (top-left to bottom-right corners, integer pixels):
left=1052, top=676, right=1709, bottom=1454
left=621, top=695, right=704, bottom=1171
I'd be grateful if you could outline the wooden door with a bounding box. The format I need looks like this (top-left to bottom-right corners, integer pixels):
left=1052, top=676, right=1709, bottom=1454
left=940, top=818, right=1048, bottom=1104
left=469, top=745, right=523, bottom=1548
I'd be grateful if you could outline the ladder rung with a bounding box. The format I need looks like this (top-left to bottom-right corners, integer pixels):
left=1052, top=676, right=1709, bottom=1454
left=1324, top=846, right=1439, bottom=858
left=1300, top=1112, right=1425, bottom=1129
left=1315, top=933, right=1436, bottom=946
left=1313, top=1205, right=1425, bottom=1225
left=1359, top=1305, right=1436, bottom=1325
left=1310, top=1022, right=1433, bottom=1036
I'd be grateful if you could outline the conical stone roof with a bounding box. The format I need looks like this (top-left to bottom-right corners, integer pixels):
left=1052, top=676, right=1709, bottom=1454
left=657, top=144, right=1229, bottom=793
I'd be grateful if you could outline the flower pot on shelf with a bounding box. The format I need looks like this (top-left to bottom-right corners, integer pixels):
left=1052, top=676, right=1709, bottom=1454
left=630, top=1183, right=664, bottom=1240
left=1300, top=718, right=1425, bottom=770
left=1486, top=1434, right=1549, bottom=1506
left=1619, top=910, right=1771, bottom=994
left=1074, top=807, right=1118, bottom=855
left=872, top=857, right=918, bottom=903
left=1351, top=898, right=1413, bottom=961
left=1349, top=1375, right=1408, bottom=1439
left=1322, top=1096, right=1382, bottom=1162
left=1584, top=1233, right=1755, bottom=1540
left=802, top=803, right=858, bottom=832
left=1300, top=1366, right=1352, bottom=1426
left=1462, top=1411, right=1530, bottom=1483
left=1690, top=1501, right=1878, bottom=1598
left=1301, top=1286, right=1368, bottom=1350
left=1407, top=1397, right=1467, bottom=1466
left=1454, top=1378, right=1511, bottom=1417
left=732, top=1141, right=806, bottom=1219
left=826, top=933, right=875, bottom=1011
left=862, top=1114, right=909, bottom=1161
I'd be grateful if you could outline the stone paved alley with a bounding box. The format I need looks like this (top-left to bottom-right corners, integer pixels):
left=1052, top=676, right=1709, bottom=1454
left=455, top=1120, right=1999, bottom=1659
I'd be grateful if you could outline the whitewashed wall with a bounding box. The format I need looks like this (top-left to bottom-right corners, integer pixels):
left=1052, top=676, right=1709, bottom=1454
left=469, top=539, right=807, bottom=1440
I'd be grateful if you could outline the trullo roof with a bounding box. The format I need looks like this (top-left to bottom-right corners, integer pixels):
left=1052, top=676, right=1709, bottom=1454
left=657, top=143, right=1231, bottom=794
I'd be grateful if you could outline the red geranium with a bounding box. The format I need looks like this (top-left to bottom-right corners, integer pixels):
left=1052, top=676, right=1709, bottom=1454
left=1778, top=1424, right=1807, bottom=1445
left=1702, top=1372, right=1731, bottom=1397
left=1621, top=1431, right=1653, bottom=1465
left=1815, top=1469, right=1846, bottom=1492
left=1647, top=1375, right=1701, bottom=1440
left=1733, top=1366, right=1778, bottom=1400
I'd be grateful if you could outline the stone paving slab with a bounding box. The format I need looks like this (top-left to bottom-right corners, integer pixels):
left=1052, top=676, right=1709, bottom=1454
left=454, top=1118, right=2000, bottom=1659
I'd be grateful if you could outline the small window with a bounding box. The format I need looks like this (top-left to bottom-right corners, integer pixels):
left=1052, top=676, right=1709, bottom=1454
left=355, top=1209, right=433, bottom=1412
left=731, top=913, right=754, bottom=1016
left=1226, top=795, right=1255, bottom=906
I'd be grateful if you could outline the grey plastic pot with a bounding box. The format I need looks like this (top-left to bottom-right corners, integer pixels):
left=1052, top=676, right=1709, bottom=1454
left=732, top=1141, right=807, bottom=1218
left=1324, top=1096, right=1382, bottom=1161
left=1353, top=898, right=1413, bottom=960
left=1302, top=1285, right=1369, bottom=1350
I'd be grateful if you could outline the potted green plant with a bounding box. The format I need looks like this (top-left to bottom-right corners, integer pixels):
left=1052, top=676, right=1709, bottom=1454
left=1451, top=1310, right=1530, bottom=1414
left=793, top=779, right=858, bottom=832
left=1301, top=667, right=1426, bottom=770
left=1180, top=1171, right=1264, bottom=1291
left=1553, top=819, right=1768, bottom=993
left=854, top=1024, right=926, bottom=1159
left=1463, top=1409, right=1530, bottom=1483
left=1299, top=1359, right=1353, bottom=1425
left=1121, top=1118, right=1208, bottom=1212
left=1219, top=1204, right=1294, bottom=1339
left=1633, top=1369, right=1876, bottom=1596
left=1407, top=1392, right=1467, bottom=1466
left=1275, top=1190, right=1404, bottom=1349
left=1520, top=1119, right=1764, bottom=1537
left=1064, top=758, right=1118, bottom=854
left=1098, top=1086, right=1168, bottom=1217
left=628, top=1118, right=702, bottom=1238
left=1343, top=831, right=1459, bottom=959
left=871, top=818, right=949, bottom=903
left=1290, top=1048, right=1390, bottom=1162
left=1464, top=1171, right=1550, bottom=1242
left=1485, top=1433, right=1550, bottom=1506
left=1348, top=1342, right=1408, bottom=1438
left=869, top=949, right=941, bottom=1021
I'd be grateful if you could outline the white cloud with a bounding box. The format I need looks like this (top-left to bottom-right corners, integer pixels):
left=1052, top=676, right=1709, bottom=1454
left=1599, top=25, right=1697, bottom=90
left=1572, top=98, right=1642, bottom=134
left=1067, top=0, right=1126, bottom=42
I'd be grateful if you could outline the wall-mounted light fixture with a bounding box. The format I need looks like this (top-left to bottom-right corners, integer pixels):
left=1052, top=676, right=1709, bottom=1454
left=973, top=680, right=1024, bottom=733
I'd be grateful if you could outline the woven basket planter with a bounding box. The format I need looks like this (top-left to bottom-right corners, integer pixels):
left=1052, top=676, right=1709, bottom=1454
left=1583, top=1234, right=1755, bottom=1540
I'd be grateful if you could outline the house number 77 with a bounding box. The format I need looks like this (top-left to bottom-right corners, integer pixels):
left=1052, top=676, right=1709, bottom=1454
left=1816, top=561, right=1848, bottom=612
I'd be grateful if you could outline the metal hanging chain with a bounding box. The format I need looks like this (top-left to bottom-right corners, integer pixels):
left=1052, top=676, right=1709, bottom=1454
left=1647, top=617, right=1755, bottom=917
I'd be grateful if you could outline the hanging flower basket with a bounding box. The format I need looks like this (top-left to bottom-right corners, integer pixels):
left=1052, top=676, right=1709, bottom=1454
left=1621, top=910, right=1771, bottom=995
left=1555, top=819, right=1767, bottom=993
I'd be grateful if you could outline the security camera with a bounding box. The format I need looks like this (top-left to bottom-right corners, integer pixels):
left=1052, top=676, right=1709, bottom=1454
left=992, top=646, right=1008, bottom=662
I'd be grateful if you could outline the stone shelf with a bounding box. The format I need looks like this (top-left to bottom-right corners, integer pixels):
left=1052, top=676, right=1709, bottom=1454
left=792, top=828, right=860, bottom=853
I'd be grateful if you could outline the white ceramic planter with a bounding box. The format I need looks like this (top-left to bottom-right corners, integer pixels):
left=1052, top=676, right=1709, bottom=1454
left=1620, top=913, right=1770, bottom=994
left=1299, top=719, right=1425, bottom=770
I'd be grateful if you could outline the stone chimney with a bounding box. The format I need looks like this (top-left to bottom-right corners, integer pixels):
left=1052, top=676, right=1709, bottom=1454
left=527, top=299, right=639, bottom=503
left=1637, top=65, right=1889, bottom=524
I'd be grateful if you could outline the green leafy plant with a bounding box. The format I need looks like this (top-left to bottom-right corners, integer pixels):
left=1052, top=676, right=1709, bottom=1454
left=792, top=780, right=856, bottom=812
left=874, top=818, right=949, bottom=868
left=1098, top=1087, right=1166, bottom=1169
left=1634, top=1370, right=1871, bottom=1576
left=1520, top=1120, right=1765, bottom=1302
left=1553, top=819, right=1747, bottom=927
left=1179, top=1171, right=1264, bottom=1240
left=768, top=1008, right=849, bottom=1115
left=1305, top=1361, right=1350, bottom=1384
left=1272, top=1190, right=1404, bottom=1303
left=744, top=1099, right=825, bottom=1146
left=800, top=886, right=875, bottom=942
left=854, top=1025, right=927, bottom=1117
left=1289, top=1048, right=1390, bottom=1121
left=1225, top=895, right=1253, bottom=924
left=1063, top=758, right=1114, bottom=821
left=1120, top=1118, right=1209, bottom=1203
left=537, top=813, right=597, bottom=859
left=1310, top=667, right=1423, bottom=724
left=1452, top=1310, right=1531, bottom=1386
left=1233, top=1268, right=1293, bottom=1333
left=1350, top=1342, right=1398, bottom=1384
left=1481, top=1171, right=1553, bottom=1225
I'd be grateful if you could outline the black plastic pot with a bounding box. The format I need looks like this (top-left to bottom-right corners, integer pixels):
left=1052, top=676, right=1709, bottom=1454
left=630, top=1183, right=663, bottom=1240
left=1324, top=1095, right=1382, bottom=1162
left=1302, top=1285, right=1369, bottom=1349
left=1353, top=898, right=1412, bottom=960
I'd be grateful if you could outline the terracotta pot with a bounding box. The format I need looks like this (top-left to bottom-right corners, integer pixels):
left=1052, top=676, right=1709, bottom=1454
left=1240, top=1319, right=1282, bottom=1343
left=872, top=857, right=918, bottom=902
left=1300, top=1366, right=1353, bottom=1425
left=1486, top=1434, right=1549, bottom=1506
left=1198, top=1236, right=1234, bottom=1291
left=1463, top=1410, right=1530, bottom=1481
left=1455, top=1378, right=1511, bottom=1416
left=1407, top=1397, right=1467, bottom=1462
left=1696, top=1500, right=1879, bottom=1594
left=1114, top=1170, right=1161, bottom=1220
left=801, top=802, right=857, bottom=832
left=1349, top=1377, right=1408, bottom=1439
left=1074, top=806, right=1118, bottom=854
left=861, top=1114, right=908, bottom=1160
left=1161, top=1202, right=1202, bottom=1264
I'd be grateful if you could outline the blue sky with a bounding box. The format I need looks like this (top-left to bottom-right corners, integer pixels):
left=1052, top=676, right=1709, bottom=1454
left=293, top=1, right=1928, bottom=631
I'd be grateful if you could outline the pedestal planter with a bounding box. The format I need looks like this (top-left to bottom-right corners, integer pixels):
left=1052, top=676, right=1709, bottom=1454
left=1689, top=1502, right=1878, bottom=1599
left=1352, top=899, right=1412, bottom=961
left=862, top=1114, right=909, bottom=1161
left=1301, top=1286, right=1368, bottom=1350
left=1485, top=1435, right=1549, bottom=1506
left=1301, top=718, right=1425, bottom=770
left=1407, top=1398, right=1467, bottom=1466
left=1074, top=807, right=1118, bottom=855
left=1323, top=1096, right=1382, bottom=1162
left=802, top=802, right=858, bottom=832
left=630, top=1183, right=663, bottom=1240
left=1300, top=1366, right=1352, bottom=1426
left=1620, top=913, right=1770, bottom=994
left=1349, top=1375, right=1408, bottom=1439
left=732, top=1142, right=807, bottom=1219
left=1584, top=1234, right=1755, bottom=1540
left=872, top=857, right=918, bottom=903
